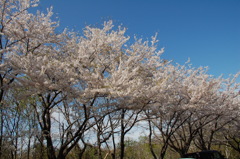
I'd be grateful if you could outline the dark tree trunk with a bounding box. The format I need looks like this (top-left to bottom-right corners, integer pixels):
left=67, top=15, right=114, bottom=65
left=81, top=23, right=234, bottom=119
left=45, top=134, right=57, bottom=159
left=111, top=132, right=116, bottom=159
left=0, top=85, right=4, bottom=159
left=0, top=109, right=3, bottom=159
left=120, top=109, right=126, bottom=159
left=43, top=108, right=57, bottom=159
left=147, top=120, right=157, bottom=159
left=97, top=131, right=103, bottom=159
left=120, top=132, right=125, bottom=159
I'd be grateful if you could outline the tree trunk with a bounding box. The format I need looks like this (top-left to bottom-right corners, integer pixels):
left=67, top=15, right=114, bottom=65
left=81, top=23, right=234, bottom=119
left=120, top=132, right=125, bottom=159
left=97, top=132, right=103, bottom=159
left=43, top=108, right=57, bottom=159
left=109, top=113, right=116, bottom=159
left=0, top=88, right=4, bottom=159
left=111, top=132, right=116, bottom=159
left=0, top=109, right=3, bottom=159
left=120, top=109, right=125, bottom=159
left=56, top=153, right=66, bottom=159
left=147, top=120, right=157, bottom=159
left=27, top=136, right=31, bottom=159
left=46, top=136, right=57, bottom=159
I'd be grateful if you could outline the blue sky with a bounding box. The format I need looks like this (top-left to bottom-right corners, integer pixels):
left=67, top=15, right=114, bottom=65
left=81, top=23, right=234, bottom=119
left=39, top=0, right=240, bottom=78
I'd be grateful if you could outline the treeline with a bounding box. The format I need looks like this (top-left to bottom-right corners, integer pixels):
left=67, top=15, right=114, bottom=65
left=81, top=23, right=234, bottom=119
left=0, top=0, right=239, bottom=159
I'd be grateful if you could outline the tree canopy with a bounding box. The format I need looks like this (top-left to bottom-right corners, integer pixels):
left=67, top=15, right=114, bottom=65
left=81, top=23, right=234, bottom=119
left=0, top=0, right=239, bottom=159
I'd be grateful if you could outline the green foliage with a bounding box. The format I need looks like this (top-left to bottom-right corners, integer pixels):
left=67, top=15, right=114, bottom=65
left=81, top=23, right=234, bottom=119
left=123, top=137, right=181, bottom=159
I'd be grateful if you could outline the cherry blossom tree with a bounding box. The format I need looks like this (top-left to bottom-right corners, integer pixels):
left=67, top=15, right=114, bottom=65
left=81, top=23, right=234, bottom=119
left=1, top=0, right=239, bottom=159
left=143, top=63, right=239, bottom=158
left=0, top=0, right=42, bottom=158
left=1, top=0, right=167, bottom=158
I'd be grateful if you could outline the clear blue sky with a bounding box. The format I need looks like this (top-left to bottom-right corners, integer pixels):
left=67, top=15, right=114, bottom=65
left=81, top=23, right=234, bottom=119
left=39, top=0, right=240, bottom=78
